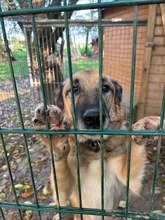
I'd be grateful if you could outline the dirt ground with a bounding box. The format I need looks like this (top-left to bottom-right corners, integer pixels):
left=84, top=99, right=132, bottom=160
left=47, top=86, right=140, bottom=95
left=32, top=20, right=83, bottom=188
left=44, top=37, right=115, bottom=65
left=0, top=77, right=165, bottom=220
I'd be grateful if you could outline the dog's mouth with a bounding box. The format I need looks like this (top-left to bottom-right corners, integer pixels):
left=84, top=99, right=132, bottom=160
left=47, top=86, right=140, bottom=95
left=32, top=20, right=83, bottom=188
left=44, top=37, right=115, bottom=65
left=84, top=139, right=100, bottom=152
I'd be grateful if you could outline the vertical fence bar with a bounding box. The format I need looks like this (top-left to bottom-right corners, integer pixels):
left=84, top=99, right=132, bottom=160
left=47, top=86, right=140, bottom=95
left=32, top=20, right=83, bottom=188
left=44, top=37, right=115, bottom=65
left=159, top=85, right=165, bottom=129
left=27, top=1, right=62, bottom=219
left=125, top=5, right=138, bottom=213
left=0, top=207, right=5, bottom=220
left=0, top=133, right=23, bottom=220
left=150, top=85, right=165, bottom=212
left=63, top=2, right=83, bottom=219
left=0, top=7, right=42, bottom=219
left=98, top=2, right=104, bottom=219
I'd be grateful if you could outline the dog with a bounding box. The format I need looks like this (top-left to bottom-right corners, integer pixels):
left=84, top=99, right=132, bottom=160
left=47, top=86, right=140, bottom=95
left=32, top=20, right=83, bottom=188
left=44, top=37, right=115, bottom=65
left=33, top=70, right=165, bottom=220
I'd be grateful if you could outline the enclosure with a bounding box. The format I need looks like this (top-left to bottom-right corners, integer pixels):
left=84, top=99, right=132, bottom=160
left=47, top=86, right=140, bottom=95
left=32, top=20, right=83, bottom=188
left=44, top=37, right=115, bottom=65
left=102, top=4, right=165, bottom=120
left=0, top=0, right=165, bottom=220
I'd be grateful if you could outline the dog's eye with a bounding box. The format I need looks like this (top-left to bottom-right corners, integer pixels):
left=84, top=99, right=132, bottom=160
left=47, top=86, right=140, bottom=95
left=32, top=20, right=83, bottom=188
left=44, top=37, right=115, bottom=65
left=73, top=85, right=79, bottom=93
left=102, top=85, right=110, bottom=93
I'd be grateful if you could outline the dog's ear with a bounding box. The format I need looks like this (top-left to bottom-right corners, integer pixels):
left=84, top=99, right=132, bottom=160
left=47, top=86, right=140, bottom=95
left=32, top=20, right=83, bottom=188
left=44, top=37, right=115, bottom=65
left=54, top=84, right=64, bottom=110
left=112, top=80, right=122, bottom=104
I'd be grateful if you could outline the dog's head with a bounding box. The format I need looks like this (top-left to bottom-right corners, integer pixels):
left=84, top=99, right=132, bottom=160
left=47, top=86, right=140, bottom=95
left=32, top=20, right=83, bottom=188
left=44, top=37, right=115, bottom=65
left=54, top=70, right=127, bottom=143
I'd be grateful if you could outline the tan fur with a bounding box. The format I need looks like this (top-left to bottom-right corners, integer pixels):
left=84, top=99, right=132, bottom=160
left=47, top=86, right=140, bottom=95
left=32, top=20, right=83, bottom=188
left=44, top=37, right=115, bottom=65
left=33, top=70, right=165, bottom=220
left=33, top=104, right=72, bottom=206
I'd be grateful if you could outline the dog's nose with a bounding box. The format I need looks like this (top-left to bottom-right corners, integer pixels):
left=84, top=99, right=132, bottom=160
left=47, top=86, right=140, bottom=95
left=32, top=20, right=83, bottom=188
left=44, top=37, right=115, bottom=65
left=83, top=109, right=105, bottom=129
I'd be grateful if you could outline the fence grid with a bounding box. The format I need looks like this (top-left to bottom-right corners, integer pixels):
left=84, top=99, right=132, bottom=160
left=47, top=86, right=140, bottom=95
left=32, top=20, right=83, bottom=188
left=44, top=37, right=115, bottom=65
left=0, top=1, right=165, bottom=220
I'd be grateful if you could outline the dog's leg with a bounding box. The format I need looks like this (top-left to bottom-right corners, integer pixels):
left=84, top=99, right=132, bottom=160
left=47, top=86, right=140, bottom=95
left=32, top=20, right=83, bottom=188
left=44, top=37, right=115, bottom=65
left=33, top=103, right=74, bottom=208
left=111, top=116, right=165, bottom=195
left=50, top=145, right=75, bottom=207
left=37, top=133, right=75, bottom=210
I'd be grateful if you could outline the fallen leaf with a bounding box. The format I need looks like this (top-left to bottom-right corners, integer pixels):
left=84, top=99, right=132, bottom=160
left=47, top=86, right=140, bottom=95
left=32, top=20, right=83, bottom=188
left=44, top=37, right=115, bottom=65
left=118, top=200, right=126, bottom=208
left=154, top=187, right=161, bottom=195
left=43, top=185, right=53, bottom=195
left=37, top=195, right=47, bottom=200
left=41, top=156, right=49, bottom=162
left=24, top=201, right=32, bottom=205
left=49, top=202, right=57, bottom=206
left=2, top=165, right=7, bottom=171
left=0, top=192, right=5, bottom=201
left=9, top=194, right=15, bottom=202
left=15, top=183, right=24, bottom=189
left=15, top=184, right=31, bottom=190
left=152, top=210, right=164, bottom=214
left=53, top=213, right=60, bottom=220
left=8, top=210, right=16, bottom=218
left=160, top=177, right=165, bottom=182
left=12, top=149, right=19, bottom=156
left=21, top=189, right=33, bottom=198
left=22, top=209, right=32, bottom=220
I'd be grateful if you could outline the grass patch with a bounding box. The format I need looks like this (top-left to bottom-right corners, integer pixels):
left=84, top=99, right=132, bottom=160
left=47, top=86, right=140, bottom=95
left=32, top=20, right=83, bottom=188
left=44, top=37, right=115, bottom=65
left=79, top=45, right=92, bottom=57
left=62, top=58, right=99, bottom=77
left=13, top=49, right=27, bottom=60
left=63, top=45, right=92, bottom=58
left=0, top=47, right=98, bottom=81
left=0, top=49, right=28, bottom=80
left=0, top=61, right=28, bottom=80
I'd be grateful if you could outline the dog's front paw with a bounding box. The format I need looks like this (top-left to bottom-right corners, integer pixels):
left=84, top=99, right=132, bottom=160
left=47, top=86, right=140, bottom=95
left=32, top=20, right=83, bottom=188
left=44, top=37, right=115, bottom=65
left=132, top=116, right=165, bottom=145
left=47, top=105, right=70, bottom=130
left=32, top=103, right=47, bottom=129
left=47, top=105, right=63, bottom=125
left=32, top=103, right=70, bottom=130
left=34, top=103, right=46, bottom=122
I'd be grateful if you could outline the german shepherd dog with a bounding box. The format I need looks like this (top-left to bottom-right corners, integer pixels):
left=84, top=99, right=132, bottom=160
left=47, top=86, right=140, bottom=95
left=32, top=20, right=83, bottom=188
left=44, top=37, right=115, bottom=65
left=33, top=70, right=164, bottom=220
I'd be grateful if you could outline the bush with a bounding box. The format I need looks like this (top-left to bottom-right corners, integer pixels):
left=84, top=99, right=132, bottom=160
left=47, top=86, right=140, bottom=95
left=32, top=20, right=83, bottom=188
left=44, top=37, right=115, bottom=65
left=80, top=45, right=92, bottom=57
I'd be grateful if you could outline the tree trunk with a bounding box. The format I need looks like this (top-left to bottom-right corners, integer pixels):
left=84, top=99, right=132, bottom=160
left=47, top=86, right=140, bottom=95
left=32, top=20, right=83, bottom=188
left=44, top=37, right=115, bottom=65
left=85, top=29, right=89, bottom=57
left=3, top=0, right=79, bottom=104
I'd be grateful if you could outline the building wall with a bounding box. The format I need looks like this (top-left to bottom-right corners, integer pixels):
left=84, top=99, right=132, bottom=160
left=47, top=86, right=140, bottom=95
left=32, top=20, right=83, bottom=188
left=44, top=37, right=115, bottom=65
left=103, top=6, right=149, bottom=108
left=144, top=5, right=165, bottom=116
left=103, top=5, right=165, bottom=118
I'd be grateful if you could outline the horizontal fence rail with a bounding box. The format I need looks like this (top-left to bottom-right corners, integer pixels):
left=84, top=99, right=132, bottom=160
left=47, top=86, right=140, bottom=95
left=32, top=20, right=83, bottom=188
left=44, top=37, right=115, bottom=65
left=0, top=0, right=165, bottom=220
left=23, top=19, right=148, bottom=27
left=1, top=128, right=165, bottom=135
left=1, top=202, right=165, bottom=220
left=0, top=1, right=165, bottom=17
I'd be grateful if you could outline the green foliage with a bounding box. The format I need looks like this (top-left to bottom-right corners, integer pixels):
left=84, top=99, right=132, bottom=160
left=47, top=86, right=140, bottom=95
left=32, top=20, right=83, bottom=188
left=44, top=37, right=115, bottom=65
left=0, top=47, right=98, bottom=81
left=62, top=58, right=98, bottom=77
left=0, top=61, right=28, bottom=80
left=0, top=49, right=28, bottom=80
left=12, top=48, right=27, bottom=60
left=10, top=39, right=26, bottom=51
left=79, top=45, right=92, bottom=57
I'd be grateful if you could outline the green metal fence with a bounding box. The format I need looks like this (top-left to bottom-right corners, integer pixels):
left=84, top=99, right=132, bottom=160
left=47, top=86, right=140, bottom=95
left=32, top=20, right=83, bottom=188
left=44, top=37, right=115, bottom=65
left=0, top=0, right=165, bottom=219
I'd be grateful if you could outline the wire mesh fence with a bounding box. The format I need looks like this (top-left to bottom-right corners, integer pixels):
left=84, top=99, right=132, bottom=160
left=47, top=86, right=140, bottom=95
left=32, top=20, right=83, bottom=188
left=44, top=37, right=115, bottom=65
left=0, top=1, right=165, bottom=220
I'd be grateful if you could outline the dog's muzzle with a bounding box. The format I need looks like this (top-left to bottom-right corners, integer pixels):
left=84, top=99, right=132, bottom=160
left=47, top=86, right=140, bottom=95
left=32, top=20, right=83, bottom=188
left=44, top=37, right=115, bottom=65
left=83, top=108, right=105, bottom=129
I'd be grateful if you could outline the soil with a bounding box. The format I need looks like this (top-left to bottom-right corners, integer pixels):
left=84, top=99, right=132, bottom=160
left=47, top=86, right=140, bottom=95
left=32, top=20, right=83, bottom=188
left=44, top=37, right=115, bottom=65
left=0, top=77, right=165, bottom=220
